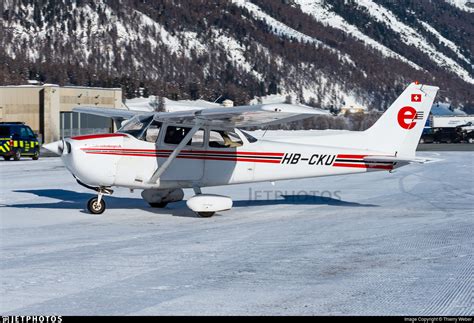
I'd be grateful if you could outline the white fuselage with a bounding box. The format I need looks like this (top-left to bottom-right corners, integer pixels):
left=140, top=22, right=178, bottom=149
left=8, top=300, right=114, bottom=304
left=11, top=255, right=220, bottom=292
left=60, top=127, right=395, bottom=191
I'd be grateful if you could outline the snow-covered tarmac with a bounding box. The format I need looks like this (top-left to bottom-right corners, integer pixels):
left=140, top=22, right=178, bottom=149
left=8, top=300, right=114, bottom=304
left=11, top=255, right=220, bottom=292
left=0, top=152, right=472, bottom=315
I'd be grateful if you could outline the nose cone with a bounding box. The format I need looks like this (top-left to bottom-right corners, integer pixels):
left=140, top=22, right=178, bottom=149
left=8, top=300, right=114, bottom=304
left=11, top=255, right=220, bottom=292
left=43, top=140, right=64, bottom=155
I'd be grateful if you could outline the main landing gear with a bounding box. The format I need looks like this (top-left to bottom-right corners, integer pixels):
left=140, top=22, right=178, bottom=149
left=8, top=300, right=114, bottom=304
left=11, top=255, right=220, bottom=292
left=186, top=187, right=233, bottom=217
left=141, top=188, right=184, bottom=209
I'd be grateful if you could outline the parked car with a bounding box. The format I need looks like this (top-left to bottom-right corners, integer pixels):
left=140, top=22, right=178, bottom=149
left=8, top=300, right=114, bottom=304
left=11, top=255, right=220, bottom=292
left=432, top=127, right=463, bottom=143
left=0, top=122, right=40, bottom=161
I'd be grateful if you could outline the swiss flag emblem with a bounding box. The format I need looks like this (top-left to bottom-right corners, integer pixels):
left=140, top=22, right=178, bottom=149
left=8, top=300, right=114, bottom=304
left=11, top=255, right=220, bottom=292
left=411, top=94, right=422, bottom=102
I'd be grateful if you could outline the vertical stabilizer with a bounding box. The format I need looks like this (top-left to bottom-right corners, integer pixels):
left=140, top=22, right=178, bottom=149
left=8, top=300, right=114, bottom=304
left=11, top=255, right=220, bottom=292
left=364, top=83, right=439, bottom=157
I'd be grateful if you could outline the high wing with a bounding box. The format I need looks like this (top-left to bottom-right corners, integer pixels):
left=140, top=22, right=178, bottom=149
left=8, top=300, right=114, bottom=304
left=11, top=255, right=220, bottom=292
left=153, top=104, right=328, bottom=127
left=74, top=103, right=328, bottom=127
left=73, top=106, right=143, bottom=120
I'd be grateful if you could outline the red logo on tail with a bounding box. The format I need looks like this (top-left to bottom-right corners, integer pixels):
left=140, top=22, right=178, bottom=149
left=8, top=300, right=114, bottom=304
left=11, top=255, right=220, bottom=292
left=397, top=106, right=417, bottom=130
left=411, top=94, right=422, bottom=102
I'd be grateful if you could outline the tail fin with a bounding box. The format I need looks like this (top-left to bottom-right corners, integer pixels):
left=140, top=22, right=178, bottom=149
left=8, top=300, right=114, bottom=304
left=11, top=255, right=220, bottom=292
left=364, top=82, right=439, bottom=157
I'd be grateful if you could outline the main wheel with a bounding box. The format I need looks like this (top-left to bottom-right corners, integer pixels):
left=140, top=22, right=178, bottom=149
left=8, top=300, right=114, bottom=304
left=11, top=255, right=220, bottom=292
left=13, top=150, right=21, bottom=161
left=32, top=149, right=40, bottom=160
left=3, top=156, right=11, bottom=161
left=197, top=211, right=215, bottom=218
left=87, top=197, right=106, bottom=214
left=149, top=202, right=168, bottom=208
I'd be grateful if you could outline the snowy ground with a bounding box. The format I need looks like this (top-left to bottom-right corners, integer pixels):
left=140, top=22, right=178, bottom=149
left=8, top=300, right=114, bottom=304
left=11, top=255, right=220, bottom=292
left=0, top=152, right=473, bottom=315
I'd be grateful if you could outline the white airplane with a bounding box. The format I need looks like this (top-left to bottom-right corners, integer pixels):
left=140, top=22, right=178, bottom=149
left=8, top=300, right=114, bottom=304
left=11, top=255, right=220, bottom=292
left=44, top=82, right=438, bottom=217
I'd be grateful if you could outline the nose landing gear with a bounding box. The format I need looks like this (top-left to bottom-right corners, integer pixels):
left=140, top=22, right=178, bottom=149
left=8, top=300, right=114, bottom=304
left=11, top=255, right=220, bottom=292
left=86, top=187, right=113, bottom=214
left=76, top=177, right=114, bottom=214
left=87, top=196, right=106, bottom=214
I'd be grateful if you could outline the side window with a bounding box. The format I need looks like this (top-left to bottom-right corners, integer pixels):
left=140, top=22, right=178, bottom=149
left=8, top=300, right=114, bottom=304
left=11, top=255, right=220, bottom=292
left=209, top=130, right=243, bottom=148
left=0, top=126, right=11, bottom=137
left=20, top=126, right=29, bottom=138
left=189, top=129, right=205, bottom=147
left=164, top=126, right=204, bottom=147
left=10, top=126, right=18, bottom=138
left=12, top=126, right=21, bottom=138
left=144, top=120, right=161, bottom=143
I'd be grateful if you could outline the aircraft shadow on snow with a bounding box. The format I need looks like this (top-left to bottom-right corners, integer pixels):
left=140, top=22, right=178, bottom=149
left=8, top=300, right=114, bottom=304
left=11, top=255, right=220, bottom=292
left=232, top=195, right=377, bottom=208
left=5, top=189, right=377, bottom=216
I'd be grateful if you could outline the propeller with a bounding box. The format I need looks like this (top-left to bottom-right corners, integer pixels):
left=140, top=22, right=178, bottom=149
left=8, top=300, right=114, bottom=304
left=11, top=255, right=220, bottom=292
left=43, top=139, right=65, bottom=155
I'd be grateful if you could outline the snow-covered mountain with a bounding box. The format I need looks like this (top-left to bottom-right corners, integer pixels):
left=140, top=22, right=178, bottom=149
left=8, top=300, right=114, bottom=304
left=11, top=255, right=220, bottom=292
left=1, top=0, right=473, bottom=112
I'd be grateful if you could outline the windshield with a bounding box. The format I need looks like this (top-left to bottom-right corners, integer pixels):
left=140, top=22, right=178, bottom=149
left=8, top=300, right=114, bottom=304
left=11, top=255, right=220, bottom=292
left=240, top=130, right=258, bottom=143
left=118, top=115, right=153, bottom=139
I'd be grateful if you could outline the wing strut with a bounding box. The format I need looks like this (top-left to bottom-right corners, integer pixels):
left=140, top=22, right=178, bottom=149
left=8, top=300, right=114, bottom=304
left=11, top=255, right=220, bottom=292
left=147, top=124, right=201, bottom=184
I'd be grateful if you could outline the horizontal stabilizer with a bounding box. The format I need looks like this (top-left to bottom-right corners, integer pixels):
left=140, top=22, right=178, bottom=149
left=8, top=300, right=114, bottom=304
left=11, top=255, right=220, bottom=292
left=363, top=156, right=441, bottom=164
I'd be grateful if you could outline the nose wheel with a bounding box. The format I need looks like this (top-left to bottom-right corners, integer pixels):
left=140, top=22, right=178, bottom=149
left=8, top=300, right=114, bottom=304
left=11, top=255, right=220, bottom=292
left=84, top=186, right=113, bottom=214
left=87, top=197, right=106, bottom=214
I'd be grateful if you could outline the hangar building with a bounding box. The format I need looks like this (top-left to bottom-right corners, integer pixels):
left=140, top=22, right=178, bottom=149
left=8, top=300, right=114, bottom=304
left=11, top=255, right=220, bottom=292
left=0, top=85, right=123, bottom=143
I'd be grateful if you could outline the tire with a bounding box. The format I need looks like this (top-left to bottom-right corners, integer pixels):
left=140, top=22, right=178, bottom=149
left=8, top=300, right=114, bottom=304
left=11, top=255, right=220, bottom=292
left=149, top=202, right=168, bottom=208
left=87, top=197, right=106, bottom=214
left=469, top=138, right=474, bottom=144
left=197, top=212, right=215, bottom=218
left=13, top=150, right=21, bottom=161
left=32, top=150, right=40, bottom=160
left=3, top=156, right=11, bottom=161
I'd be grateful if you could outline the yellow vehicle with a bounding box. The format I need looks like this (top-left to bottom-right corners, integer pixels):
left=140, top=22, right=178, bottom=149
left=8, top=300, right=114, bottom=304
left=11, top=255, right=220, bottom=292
left=0, top=122, right=40, bottom=161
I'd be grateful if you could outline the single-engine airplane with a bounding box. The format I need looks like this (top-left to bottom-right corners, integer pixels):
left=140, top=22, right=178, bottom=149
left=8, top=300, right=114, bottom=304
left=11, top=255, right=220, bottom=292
left=44, top=83, right=438, bottom=216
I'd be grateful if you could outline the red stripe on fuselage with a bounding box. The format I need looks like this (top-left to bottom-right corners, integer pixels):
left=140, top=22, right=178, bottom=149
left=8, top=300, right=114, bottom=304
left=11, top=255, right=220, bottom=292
left=81, top=147, right=284, bottom=156
left=72, top=133, right=128, bottom=140
left=84, top=151, right=281, bottom=163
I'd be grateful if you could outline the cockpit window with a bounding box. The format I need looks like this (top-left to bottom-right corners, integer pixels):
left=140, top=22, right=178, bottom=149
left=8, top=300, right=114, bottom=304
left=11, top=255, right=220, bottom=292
left=164, top=126, right=204, bottom=147
left=144, top=120, right=162, bottom=142
left=209, top=130, right=243, bottom=148
left=240, top=130, right=258, bottom=143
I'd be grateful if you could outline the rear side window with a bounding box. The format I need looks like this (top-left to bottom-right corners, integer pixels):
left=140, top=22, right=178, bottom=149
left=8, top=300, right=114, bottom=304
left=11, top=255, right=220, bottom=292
left=0, top=126, right=11, bottom=137
left=209, top=130, right=243, bottom=148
